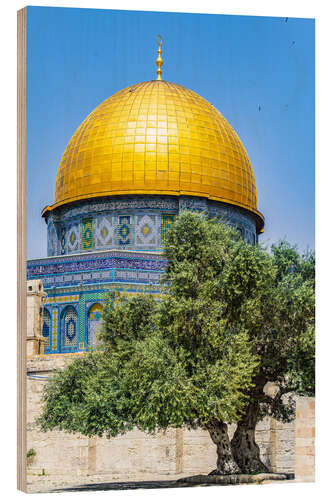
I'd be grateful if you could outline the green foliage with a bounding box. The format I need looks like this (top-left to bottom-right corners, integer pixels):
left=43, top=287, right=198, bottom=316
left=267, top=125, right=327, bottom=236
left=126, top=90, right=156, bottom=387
left=38, top=212, right=314, bottom=439
left=26, top=448, right=36, bottom=459
left=241, top=240, right=315, bottom=421
left=269, top=241, right=315, bottom=397
left=267, top=242, right=314, bottom=392
left=98, top=292, right=158, bottom=354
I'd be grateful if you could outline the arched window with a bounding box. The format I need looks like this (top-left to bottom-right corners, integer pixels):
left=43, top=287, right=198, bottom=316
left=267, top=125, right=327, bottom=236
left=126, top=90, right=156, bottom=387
left=42, top=308, right=51, bottom=353
left=61, top=306, right=78, bottom=351
left=87, top=303, right=103, bottom=346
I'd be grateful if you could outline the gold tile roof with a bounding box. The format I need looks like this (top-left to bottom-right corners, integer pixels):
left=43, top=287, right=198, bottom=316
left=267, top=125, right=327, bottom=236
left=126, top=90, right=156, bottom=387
left=46, top=80, right=263, bottom=228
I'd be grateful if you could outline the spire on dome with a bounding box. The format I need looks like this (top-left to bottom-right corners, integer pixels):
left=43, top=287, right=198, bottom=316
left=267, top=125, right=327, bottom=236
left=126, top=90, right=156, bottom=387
left=156, top=34, right=163, bottom=80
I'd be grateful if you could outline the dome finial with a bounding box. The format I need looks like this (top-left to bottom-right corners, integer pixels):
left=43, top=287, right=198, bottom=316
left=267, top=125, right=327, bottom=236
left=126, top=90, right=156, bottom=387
left=156, top=35, right=163, bottom=80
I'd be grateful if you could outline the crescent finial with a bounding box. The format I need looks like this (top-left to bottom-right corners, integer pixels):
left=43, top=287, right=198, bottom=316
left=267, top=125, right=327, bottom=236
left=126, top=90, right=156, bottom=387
left=156, top=35, right=163, bottom=80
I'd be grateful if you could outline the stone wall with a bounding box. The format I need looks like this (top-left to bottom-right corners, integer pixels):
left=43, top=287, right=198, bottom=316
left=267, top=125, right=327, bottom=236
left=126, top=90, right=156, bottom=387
left=269, top=416, right=295, bottom=473
left=295, top=397, right=315, bottom=481
left=26, top=354, right=314, bottom=492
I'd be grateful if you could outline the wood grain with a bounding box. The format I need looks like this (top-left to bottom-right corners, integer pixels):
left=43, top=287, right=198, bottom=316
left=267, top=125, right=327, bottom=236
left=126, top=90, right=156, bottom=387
left=17, top=6, right=27, bottom=493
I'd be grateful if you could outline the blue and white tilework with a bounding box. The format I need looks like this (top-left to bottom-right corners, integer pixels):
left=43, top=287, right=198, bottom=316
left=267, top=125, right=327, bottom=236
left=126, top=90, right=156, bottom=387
left=33, top=194, right=260, bottom=354
left=46, top=195, right=258, bottom=256
left=95, top=215, right=114, bottom=247
left=42, top=309, right=51, bottom=352
left=47, top=221, right=58, bottom=257
left=61, top=306, right=78, bottom=351
left=116, top=215, right=133, bottom=246
left=67, top=222, right=80, bottom=253
left=135, top=214, right=159, bottom=248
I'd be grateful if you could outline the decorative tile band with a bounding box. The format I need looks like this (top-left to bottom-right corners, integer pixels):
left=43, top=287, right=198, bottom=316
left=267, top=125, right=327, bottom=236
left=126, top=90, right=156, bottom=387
left=52, top=309, right=58, bottom=351
left=48, top=195, right=179, bottom=222
left=45, top=195, right=258, bottom=256
left=29, top=248, right=166, bottom=266
left=43, top=295, right=79, bottom=304
left=28, top=253, right=167, bottom=279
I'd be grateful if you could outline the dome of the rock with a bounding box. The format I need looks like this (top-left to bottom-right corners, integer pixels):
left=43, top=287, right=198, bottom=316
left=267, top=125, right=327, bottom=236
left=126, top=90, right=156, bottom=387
left=29, top=36, right=265, bottom=356
left=43, top=80, right=263, bottom=228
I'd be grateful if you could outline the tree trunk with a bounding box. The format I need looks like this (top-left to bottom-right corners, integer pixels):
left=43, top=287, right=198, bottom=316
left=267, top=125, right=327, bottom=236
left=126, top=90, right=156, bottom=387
left=231, top=401, right=269, bottom=473
left=206, top=421, right=241, bottom=474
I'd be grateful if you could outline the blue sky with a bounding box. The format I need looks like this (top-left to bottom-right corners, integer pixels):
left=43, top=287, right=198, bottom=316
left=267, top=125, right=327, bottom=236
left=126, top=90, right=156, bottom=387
left=27, top=6, right=315, bottom=259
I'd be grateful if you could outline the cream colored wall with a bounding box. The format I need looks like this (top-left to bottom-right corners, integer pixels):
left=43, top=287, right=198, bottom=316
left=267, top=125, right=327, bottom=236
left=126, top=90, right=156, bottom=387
left=295, top=397, right=315, bottom=481
left=26, top=354, right=314, bottom=492
left=26, top=356, right=216, bottom=491
left=27, top=279, right=46, bottom=356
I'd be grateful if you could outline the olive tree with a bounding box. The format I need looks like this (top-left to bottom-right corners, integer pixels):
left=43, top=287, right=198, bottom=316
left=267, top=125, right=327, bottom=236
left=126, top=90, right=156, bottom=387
left=38, top=212, right=314, bottom=475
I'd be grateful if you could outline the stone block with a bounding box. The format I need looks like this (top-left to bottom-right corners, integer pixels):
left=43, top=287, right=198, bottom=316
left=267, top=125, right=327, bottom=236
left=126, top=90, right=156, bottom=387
left=295, top=445, right=315, bottom=456
left=256, top=417, right=271, bottom=431
left=296, top=427, right=315, bottom=439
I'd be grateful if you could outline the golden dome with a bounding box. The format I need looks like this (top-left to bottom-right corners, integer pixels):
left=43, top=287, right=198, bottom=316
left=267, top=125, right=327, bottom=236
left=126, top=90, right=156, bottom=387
left=47, top=80, right=263, bottom=228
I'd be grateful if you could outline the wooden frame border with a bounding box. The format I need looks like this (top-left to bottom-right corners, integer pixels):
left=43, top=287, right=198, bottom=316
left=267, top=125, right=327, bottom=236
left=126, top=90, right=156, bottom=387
left=17, top=7, right=27, bottom=493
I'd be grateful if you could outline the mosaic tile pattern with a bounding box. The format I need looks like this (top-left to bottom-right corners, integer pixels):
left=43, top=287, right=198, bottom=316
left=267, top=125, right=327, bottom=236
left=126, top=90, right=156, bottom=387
left=117, top=215, right=133, bottom=246
left=46, top=196, right=259, bottom=256
left=95, top=215, right=114, bottom=247
left=30, top=194, right=259, bottom=355
left=43, top=295, right=79, bottom=304
left=67, top=222, right=80, bottom=253
left=34, top=285, right=164, bottom=354
left=42, top=308, right=51, bottom=352
left=30, top=248, right=166, bottom=267
left=52, top=309, right=58, bottom=351
left=60, top=227, right=66, bottom=255
left=82, top=219, right=94, bottom=250
left=161, top=214, right=175, bottom=243
left=80, top=291, right=107, bottom=346
left=87, top=303, right=103, bottom=345
left=63, top=307, right=78, bottom=348
left=47, top=222, right=58, bottom=257
left=79, top=295, right=85, bottom=344
left=179, top=196, right=208, bottom=213
left=208, top=199, right=256, bottom=232
left=48, top=208, right=176, bottom=255
left=28, top=254, right=166, bottom=284
left=38, top=269, right=163, bottom=288
left=135, top=214, right=159, bottom=247
left=51, top=196, right=179, bottom=221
